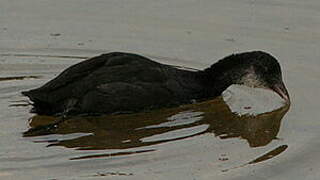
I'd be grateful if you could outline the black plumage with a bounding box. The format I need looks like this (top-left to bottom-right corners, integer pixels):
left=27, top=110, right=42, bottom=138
left=22, top=51, right=289, bottom=116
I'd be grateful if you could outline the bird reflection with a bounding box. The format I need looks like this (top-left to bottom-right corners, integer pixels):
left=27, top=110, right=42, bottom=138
left=24, top=97, right=289, bottom=150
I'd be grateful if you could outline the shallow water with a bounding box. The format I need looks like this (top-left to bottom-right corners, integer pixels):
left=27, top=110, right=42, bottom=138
left=1, top=0, right=320, bottom=179
left=0, top=48, right=301, bottom=180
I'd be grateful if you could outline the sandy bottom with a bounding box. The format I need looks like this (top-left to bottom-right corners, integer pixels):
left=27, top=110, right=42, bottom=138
left=1, top=0, right=320, bottom=179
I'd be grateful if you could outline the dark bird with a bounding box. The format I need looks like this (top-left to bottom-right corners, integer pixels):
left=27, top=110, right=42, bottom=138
left=22, top=51, right=290, bottom=116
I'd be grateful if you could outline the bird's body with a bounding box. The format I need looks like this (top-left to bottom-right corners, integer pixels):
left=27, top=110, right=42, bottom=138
left=22, top=51, right=290, bottom=116
left=23, top=52, right=206, bottom=115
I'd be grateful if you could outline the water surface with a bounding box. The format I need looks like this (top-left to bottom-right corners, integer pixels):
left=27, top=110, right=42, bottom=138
left=1, top=0, right=320, bottom=179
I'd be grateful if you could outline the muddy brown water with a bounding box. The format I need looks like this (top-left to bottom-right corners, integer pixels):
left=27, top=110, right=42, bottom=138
left=0, top=52, right=296, bottom=180
left=1, top=0, right=320, bottom=179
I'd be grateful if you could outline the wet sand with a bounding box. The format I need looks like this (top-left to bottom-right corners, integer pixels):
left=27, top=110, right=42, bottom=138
left=1, top=0, right=320, bottom=179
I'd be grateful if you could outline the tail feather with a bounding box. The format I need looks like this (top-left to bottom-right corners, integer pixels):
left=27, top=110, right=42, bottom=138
left=22, top=90, right=57, bottom=115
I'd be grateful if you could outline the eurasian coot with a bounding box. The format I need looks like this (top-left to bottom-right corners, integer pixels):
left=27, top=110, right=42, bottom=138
left=22, top=51, right=290, bottom=116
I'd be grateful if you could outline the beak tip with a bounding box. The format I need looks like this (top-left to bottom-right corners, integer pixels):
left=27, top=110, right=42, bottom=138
left=272, top=83, right=290, bottom=104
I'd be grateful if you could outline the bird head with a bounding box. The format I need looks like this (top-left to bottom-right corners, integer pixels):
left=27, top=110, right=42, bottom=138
left=203, top=51, right=290, bottom=103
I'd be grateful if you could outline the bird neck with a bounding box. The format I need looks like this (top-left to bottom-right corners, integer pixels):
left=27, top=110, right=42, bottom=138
left=198, top=68, right=234, bottom=98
